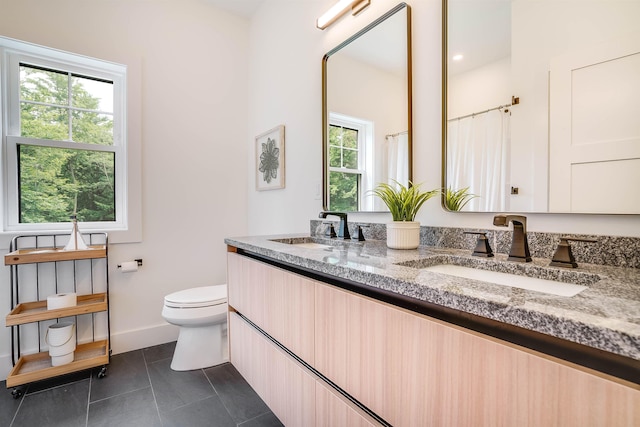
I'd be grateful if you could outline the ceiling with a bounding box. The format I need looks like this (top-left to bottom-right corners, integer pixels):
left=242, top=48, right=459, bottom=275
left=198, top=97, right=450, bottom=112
left=448, top=0, right=511, bottom=76
left=338, top=9, right=407, bottom=77
left=202, top=0, right=510, bottom=78
left=203, top=0, right=265, bottom=17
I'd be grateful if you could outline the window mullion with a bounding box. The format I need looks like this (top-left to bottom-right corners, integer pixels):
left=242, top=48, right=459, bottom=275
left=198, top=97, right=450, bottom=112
left=9, top=136, right=116, bottom=153
left=67, top=72, right=73, bottom=141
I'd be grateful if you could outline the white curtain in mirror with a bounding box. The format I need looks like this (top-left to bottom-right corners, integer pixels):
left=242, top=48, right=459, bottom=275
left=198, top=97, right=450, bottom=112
left=447, top=109, right=510, bottom=211
left=384, top=132, right=409, bottom=186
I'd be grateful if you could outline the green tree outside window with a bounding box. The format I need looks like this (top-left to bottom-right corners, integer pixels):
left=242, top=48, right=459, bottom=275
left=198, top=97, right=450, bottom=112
left=18, top=65, right=115, bottom=223
left=328, top=124, right=360, bottom=211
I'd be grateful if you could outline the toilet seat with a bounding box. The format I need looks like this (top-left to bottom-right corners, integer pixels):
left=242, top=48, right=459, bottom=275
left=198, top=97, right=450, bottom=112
left=164, top=285, right=227, bottom=309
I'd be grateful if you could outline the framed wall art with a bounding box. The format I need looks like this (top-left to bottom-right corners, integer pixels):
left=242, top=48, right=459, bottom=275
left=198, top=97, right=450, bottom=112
left=255, top=125, right=285, bottom=191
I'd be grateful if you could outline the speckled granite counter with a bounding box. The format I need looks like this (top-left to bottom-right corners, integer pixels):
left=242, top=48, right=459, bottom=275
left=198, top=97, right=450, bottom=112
left=225, top=234, right=640, bottom=381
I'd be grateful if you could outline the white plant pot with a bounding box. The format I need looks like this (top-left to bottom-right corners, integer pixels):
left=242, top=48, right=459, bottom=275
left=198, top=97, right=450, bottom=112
left=386, top=221, right=421, bottom=249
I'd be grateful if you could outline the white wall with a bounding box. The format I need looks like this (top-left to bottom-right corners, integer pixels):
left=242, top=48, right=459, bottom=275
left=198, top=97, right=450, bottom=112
left=447, top=57, right=511, bottom=119
left=245, top=1, right=327, bottom=235
left=0, top=0, right=249, bottom=379
left=247, top=0, right=640, bottom=237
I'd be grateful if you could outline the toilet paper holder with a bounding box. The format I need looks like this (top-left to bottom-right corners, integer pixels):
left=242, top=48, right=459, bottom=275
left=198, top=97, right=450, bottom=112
left=117, top=259, right=143, bottom=269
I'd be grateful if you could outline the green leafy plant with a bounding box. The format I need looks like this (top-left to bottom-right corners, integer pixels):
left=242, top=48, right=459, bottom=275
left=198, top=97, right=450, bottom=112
left=444, top=186, right=477, bottom=211
left=372, top=181, right=439, bottom=221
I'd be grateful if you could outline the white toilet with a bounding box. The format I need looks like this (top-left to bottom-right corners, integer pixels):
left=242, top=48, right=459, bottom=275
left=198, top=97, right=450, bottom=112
left=161, top=284, right=228, bottom=371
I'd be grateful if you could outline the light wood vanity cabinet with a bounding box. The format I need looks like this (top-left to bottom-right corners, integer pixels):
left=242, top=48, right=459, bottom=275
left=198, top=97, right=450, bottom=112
left=315, top=377, right=381, bottom=427
left=316, top=282, right=640, bottom=426
left=229, top=312, right=316, bottom=426
left=228, top=251, right=640, bottom=426
left=227, top=252, right=315, bottom=364
left=229, top=309, right=381, bottom=427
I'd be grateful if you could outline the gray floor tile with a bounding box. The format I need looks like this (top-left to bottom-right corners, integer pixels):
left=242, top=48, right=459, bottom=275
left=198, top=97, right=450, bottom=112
left=142, top=341, right=176, bottom=364
left=160, top=395, right=236, bottom=427
left=239, top=411, right=284, bottom=427
left=205, top=363, right=271, bottom=424
left=148, top=357, right=215, bottom=412
left=88, top=386, right=161, bottom=427
left=0, top=380, right=23, bottom=426
left=90, top=349, right=150, bottom=402
left=11, top=379, right=90, bottom=427
left=3, top=343, right=275, bottom=426
left=25, top=369, right=91, bottom=394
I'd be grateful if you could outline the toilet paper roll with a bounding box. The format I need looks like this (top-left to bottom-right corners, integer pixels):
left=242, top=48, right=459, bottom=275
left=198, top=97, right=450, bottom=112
left=120, top=261, right=139, bottom=273
left=47, top=292, right=77, bottom=310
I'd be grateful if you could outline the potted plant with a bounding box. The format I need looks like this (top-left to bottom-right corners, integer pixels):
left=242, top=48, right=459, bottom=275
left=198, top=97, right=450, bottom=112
left=372, top=181, right=439, bottom=249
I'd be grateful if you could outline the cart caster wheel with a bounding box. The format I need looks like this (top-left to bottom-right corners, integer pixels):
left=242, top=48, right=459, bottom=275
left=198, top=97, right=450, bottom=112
left=97, top=366, right=107, bottom=379
left=11, top=388, right=24, bottom=399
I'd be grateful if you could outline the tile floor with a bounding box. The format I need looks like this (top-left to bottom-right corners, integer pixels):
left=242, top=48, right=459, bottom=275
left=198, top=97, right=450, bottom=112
left=0, top=341, right=283, bottom=427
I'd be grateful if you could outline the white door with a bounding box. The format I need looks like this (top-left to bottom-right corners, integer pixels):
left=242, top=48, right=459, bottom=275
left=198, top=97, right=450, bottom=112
left=549, top=36, right=640, bottom=213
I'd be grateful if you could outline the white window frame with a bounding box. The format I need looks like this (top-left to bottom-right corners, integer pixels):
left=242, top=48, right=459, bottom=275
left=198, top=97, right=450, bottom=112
left=329, top=112, right=374, bottom=211
left=0, top=37, right=128, bottom=234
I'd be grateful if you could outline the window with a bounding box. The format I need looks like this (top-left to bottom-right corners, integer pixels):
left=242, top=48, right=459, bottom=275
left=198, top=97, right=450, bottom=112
left=328, top=113, right=373, bottom=211
left=1, top=37, right=127, bottom=233
left=328, top=124, right=361, bottom=211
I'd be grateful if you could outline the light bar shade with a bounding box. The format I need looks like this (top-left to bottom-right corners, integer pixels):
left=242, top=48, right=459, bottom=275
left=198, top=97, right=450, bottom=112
left=316, top=0, right=371, bottom=30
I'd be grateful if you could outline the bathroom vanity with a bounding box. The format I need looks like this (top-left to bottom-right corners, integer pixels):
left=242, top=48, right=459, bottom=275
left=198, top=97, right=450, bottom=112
left=225, top=232, right=639, bottom=426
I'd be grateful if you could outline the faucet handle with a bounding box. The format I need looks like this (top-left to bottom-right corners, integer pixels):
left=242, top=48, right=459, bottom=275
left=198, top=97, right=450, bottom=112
left=464, top=231, right=494, bottom=258
left=322, top=222, right=337, bottom=238
left=550, top=237, right=597, bottom=268
left=352, top=224, right=368, bottom=242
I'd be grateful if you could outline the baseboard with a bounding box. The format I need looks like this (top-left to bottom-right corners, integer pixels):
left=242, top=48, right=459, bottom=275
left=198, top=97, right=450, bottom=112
left=110, top=322, right=179, bottom=355
left=0, top=323, right=179, bottom=382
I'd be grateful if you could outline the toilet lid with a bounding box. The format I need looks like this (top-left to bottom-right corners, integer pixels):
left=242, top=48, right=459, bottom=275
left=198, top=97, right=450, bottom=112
left=164, top=285, right=227, bottom=308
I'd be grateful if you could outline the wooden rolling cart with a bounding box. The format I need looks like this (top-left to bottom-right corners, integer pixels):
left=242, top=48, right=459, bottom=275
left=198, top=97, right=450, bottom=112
left=4, top=233, right=111, bottom=398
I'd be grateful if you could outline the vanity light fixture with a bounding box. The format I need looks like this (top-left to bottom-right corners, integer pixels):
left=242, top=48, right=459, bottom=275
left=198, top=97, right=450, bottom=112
left=316, top=0, right=371, bottom=30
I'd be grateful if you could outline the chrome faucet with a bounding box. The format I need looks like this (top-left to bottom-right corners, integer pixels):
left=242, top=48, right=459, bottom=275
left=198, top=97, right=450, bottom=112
left=318, top=211, right=351, bottom=239
left=493, top=214, right=532, bottom=262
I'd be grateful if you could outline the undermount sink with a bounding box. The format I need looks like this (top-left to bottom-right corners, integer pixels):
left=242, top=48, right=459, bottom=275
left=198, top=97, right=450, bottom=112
left=269, top=237, right=333, bottom=250
left=397, top=255, right=599, bottom=297
left=423, top=264, right=588, bottom=297
left=290, top=242, right=333, bottom=250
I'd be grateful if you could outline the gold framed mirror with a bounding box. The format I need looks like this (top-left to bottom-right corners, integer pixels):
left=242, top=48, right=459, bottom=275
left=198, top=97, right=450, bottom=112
left=443, top=0, right=640, bottom=214
left=322, top=3, right=412, bottom=212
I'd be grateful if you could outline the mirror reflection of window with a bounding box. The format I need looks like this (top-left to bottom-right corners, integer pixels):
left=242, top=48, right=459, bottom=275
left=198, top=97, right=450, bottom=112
left=328, top=113, right=373, bottom=211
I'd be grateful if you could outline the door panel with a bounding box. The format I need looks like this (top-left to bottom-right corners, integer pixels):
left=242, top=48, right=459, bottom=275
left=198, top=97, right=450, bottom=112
left=549, top=37, right=640, bottom=213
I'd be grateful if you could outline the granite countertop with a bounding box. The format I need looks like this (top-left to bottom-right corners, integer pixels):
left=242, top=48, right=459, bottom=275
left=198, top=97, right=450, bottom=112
left=224, top=234, right=640, bottom=363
